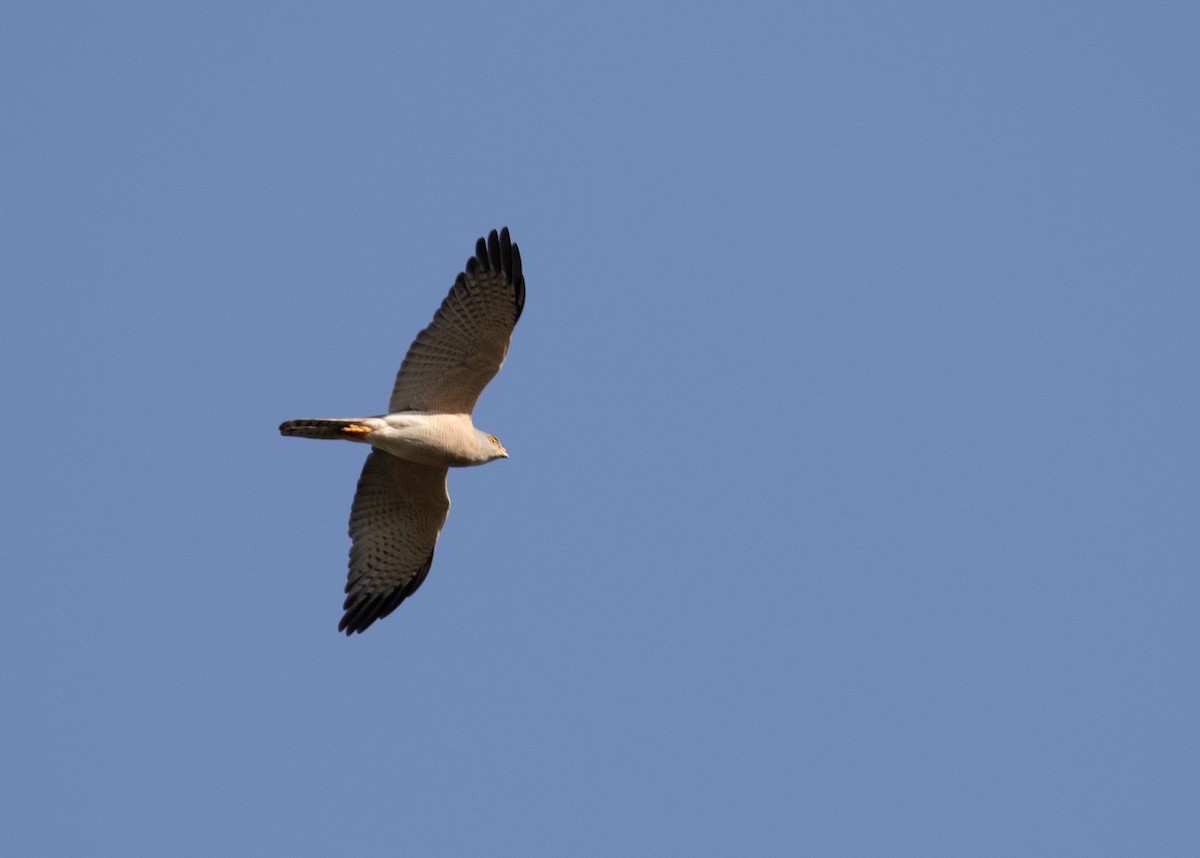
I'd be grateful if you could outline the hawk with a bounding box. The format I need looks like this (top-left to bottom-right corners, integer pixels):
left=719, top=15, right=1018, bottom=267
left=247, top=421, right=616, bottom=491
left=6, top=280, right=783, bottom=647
left=280, top=228, right=525, bottom=634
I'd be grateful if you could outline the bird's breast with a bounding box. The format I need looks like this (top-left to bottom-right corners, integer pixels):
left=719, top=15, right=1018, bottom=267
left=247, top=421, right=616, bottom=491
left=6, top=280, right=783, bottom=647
left=370, top=413, right=483, bottom=467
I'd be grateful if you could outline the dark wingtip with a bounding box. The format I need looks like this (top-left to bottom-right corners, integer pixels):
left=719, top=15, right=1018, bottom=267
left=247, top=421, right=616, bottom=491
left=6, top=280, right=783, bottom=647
left=466, top=227, right=525, bottom=322
left=489, top=226, right=525, bottom=322
left=339, top=592, right=393, bottom=635
left=487, top=229, right=501, bottom=272
left=509, top=236, right=525, bottom=322
left=338, top=553, right=434, bottom=635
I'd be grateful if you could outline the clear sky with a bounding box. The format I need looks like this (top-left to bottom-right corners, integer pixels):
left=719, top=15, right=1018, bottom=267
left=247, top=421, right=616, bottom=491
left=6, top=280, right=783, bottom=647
left=2, top=2, right=1197, bottom=855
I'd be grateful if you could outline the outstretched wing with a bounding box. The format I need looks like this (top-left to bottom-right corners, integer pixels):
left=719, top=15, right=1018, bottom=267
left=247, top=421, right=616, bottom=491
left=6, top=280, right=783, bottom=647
left=388, top=227, right=525, bottom=414
left=340, top=450, right=451, bottom=634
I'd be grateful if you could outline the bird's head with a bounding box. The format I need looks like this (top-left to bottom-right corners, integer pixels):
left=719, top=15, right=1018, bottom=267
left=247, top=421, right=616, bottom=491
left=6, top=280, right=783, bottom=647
left=479, top=432, right=509, bottom=462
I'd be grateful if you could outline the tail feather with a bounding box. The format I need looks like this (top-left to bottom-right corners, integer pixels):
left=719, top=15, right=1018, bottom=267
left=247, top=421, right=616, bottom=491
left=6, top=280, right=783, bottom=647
left=280, top=419, right=369, bottom=440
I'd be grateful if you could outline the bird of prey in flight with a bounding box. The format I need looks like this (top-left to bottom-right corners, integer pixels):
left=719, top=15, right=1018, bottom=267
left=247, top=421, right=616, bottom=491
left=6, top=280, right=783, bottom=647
left=280, top=228, right=525, bottom=634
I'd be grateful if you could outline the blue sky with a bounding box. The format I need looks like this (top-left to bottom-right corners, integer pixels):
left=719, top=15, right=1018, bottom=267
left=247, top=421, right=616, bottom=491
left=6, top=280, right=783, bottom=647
left=2, top=2, right=1198, bottom=854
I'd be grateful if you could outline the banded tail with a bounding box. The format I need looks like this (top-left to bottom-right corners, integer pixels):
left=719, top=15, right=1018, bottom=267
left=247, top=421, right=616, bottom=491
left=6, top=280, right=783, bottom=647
left=279, top=419, right=374, bottom=440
